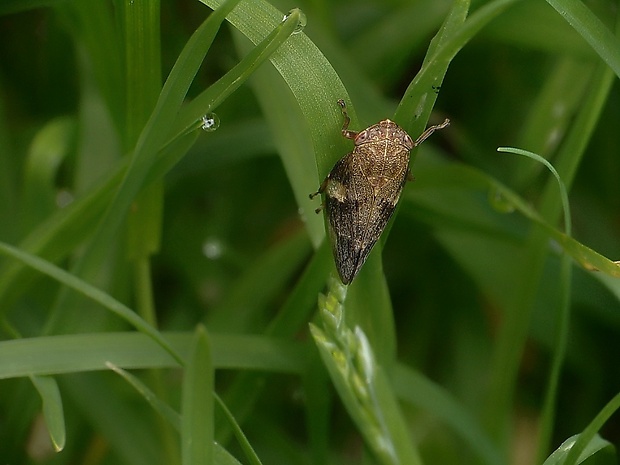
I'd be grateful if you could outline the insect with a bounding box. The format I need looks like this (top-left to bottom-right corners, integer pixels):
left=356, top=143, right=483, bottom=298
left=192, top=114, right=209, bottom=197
left=310, top=99, right=449, bottom=285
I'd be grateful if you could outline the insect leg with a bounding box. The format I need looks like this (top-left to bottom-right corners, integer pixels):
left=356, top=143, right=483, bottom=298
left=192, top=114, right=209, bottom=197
left=309, top=193, right=326, bottom=212
left=337, top=99, right=358, bottom=140
left=413, top=118, right=450, bottom=146
left=309, top=176, right=328, bottom=200
left=309, top=176, right=329, bottom=213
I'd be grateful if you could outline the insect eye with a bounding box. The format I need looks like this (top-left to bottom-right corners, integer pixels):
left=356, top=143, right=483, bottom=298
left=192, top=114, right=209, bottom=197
left=355, top=130, right=369, bottom=143
left=403, top=133, right=414, bottom=147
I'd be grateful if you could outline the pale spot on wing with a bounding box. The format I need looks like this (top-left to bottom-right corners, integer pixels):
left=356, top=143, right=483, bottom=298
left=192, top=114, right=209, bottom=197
left=326, top=179, right=347, bottom=202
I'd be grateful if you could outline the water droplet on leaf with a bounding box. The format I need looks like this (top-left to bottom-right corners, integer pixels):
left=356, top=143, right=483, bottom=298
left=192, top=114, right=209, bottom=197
left=488, top=186, right=515, bottom=213
left=282, top=9, right=306, bottom=34
left=201, top=113, right=220, bottom=132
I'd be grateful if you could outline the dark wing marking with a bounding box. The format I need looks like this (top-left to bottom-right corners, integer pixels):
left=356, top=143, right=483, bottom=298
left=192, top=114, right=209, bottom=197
left=324, top=154, right=359, bottom=284
left=324, top=152, right=407, bottom=284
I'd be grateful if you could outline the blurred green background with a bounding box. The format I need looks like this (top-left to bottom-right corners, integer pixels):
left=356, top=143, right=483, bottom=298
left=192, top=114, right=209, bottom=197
left=0, top=0, right=619, bottom=464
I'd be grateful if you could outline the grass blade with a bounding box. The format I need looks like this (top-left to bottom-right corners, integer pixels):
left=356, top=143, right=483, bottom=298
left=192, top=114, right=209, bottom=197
left=546, top=0, right=620, bottom=79
left=106, top=362, right=181, bottom=431
left=0, top=242, right=183, bottom=364
left=498, top=147, right=572, bottom=461
left=0, top=332, right=305, bottom=379
left=396, top=0, right=520, bottom=131
left=214, top=394, right=264, bottom=465
left=198, top=0, right=351, bottom=182
left=169, top=8, right=305, bottom=141
left=543, top=434, right=613, bottom=465
left=563, top=392, right=620, bottom=465
left=30, top=375, right=66, bottom=452
left=56, top=0, right=243, bottom=311
left=181, top=325, right=214, bottom=465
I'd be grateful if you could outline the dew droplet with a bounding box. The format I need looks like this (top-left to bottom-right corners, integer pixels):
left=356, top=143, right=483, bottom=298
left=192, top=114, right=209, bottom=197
left=488, top=187, right=515, bottom=213
left=202, top=237, right=223, bottom=259
left=282, top=9, right=307, bottom=34
left=201, top=113, right=220, bottom=132
left=56, top=189, right=74, bottom=208
left=297, top=207, right=308, bottom=224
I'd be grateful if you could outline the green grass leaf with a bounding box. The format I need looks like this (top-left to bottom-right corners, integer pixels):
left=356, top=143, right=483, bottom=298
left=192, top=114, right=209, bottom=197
left=0, top=332, right=305, bottom=379
left=562, top=392, right=620, bottom=465
left=497, top=148, right=571, bottom=235
left=30, top=375, right=66, bottom=452
left=169, top=8, right=305, bottom=143
left=106, top=365, right=250, bottom=465
left=484, top=45, right=616, bottom=439
left=546, top=0, right=620, bottom=79
left=106, top=362, right=182, bottom=431
left=182, top=325, right=214, bottom=465
left=198, top=0, right=352, bottom=181
left=214, top=394, right=264, bottom=465
left=0, top=241, right=182, bottom=364
left=543, top=434, right=614, bottom=465
left=59, top=0, right=244, bottom=309
left=396, top=0, right=520, bottom=131
left=3, top=0, right=620, bottom=463
left=497, top=147, right=573, bottom=462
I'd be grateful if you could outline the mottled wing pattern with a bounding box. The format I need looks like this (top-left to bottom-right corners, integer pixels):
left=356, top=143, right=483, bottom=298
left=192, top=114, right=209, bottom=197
left=325, top=140, right=409, bottom=284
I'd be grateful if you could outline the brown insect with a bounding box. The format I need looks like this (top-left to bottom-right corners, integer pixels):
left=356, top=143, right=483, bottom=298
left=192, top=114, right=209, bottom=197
left=310, top=99, right=449, bottom=285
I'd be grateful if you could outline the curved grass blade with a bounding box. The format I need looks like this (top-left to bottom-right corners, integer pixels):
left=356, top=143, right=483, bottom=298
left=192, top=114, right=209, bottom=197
left=487, top=181, right=620, bottom=277
left=220, top=25, right=323, bottom=246
left=485, top=52, right=616, bottom=437
left=107, top=364, right=250, bottom=465
left=562, top=392, right=620, bottom=465
left=169, top=8, right=305, bottom=142
left=415, top=161, right=620, bottom=277
left=106, top=362, right=181, bottom=431
left=30, top=375, right=65, bottom=452
left=498, top=147, right=572, bottom=462
left=0, top=242, right=183, bottom=365
left=497, top=147, right=570, bottom=236
left=545, top=0, right=620, bottom=79
left=214, top=394, right=263, bottom=465
left=543, top=434, right=613, bottom=465
left=197, top=0, right=352, bottom=181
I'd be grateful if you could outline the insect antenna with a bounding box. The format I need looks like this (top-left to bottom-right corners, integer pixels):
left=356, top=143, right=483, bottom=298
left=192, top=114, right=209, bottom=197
left=413, top=118, right=450, bottom=146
